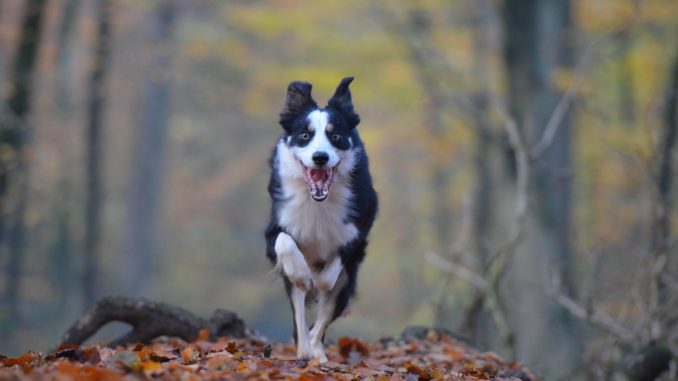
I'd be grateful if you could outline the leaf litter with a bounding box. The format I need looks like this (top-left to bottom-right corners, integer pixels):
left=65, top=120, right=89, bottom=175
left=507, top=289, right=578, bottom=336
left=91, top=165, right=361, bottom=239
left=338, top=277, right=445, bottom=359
left=0, top=333, right=539, bottom=380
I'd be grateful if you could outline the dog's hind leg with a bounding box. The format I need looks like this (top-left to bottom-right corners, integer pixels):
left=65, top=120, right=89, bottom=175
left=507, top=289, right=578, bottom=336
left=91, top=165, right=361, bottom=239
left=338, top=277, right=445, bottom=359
left=309, top=269, right=347, bottom=362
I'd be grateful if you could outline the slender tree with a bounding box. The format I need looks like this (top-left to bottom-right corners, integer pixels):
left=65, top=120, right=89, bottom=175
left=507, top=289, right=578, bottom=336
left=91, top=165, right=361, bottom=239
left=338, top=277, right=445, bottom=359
left=54, top=0, right=81, bottom=112
left=83, top=0, right=112, bottom=308
left=122, top=0, right=177, bottom=295
left=1, top=0, right=47, bottom=325
left=52, top=0, right=81, bottom=316
left=404, top=9, right=453, bottom=260
left=501, top=0, right=580, bottom=375
left=653, top=41, right=678, bottom=317
left=460, top=0, right=497, bottom=350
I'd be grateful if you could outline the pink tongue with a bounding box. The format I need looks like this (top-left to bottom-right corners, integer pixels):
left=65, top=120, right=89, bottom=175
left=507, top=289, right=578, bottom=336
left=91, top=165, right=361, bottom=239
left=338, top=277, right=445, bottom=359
left=310, top=169, right=326, bottom=182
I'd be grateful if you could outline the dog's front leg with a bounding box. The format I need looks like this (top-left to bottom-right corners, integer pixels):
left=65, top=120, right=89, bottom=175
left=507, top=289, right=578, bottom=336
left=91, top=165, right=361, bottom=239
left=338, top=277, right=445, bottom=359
left=309, top=257, right=345, bottom=362
left=275, top=232, right=313, bottom=359
left=308, top=291, right=334, bottom=363
left=275, top=232, right=312, bottom=291
left=290, top=287, right=313, bottom=359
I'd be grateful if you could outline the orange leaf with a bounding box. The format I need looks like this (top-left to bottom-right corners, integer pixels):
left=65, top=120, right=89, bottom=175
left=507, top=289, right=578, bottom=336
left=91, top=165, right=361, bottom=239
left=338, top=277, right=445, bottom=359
left=134, top=360, right=163, bottom=376
left=404, top=363, right=432, bottom=381
left=1, top=352, right=39, bottom=371
left=338, top=337, right=353, bottom=358
left=181, top=347, right=195, bottom=364
left=338, top=336, right=369, bottom=361
left=235, top=361, right=252, bottom=374
left=56, top=362, right=123, bottom=381
left=198, top=329, right=209, bottom=341
left=134, top=347, right=154, bottom=361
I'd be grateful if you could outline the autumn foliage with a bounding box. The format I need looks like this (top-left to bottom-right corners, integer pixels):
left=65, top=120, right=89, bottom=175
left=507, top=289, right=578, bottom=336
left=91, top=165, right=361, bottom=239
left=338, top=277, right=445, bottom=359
left=1, top=332, right=538, bottom=381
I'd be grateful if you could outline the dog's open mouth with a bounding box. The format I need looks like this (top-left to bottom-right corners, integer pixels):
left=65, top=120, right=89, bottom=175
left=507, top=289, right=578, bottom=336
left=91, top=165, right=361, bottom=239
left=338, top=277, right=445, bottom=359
left=302, top=164, right=337, bottom=202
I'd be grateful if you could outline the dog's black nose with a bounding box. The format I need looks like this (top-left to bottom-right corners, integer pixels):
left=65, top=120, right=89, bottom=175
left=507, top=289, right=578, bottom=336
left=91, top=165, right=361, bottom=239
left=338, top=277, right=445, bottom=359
left=312, top=151, right=329, bottom=166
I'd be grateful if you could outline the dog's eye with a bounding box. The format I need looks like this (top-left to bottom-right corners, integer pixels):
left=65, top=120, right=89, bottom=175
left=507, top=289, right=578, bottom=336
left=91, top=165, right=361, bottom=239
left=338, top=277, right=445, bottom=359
left=299, top=132, right=310, bottom=140
left=331, top=133, right=341, bottom=141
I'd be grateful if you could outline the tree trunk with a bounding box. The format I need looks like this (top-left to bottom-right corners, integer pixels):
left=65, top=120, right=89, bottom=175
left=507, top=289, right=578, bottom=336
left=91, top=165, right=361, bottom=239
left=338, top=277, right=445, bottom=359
left=461, top=0, right=496, bottom=350
left=51, top=0, right=81, bottom=319
left=653, top=43, right=678, bottom=322
left=617, top=32, right=636, bottom=124
left=500, top=0, right=580, bottom=376
left=405, top=9, right=453, bottom=253
left=1, top=0, right=47, bottom=326
left=83, top=0, right=112, bottom=309
left=403, top=10, right=455, bottom=326
left=54, top=0, right=81, bottom=113
left=121, top=0, right=176, bottom=296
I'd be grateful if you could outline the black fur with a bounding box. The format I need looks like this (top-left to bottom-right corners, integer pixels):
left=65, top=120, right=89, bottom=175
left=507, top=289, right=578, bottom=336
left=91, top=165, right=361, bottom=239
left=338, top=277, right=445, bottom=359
left=265, top=77, right=378, bottom=344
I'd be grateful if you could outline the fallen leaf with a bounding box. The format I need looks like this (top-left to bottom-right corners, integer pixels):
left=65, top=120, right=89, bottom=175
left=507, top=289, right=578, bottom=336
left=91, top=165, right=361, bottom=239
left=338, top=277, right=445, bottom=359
left=198, top=329, right=210, bottom=341
left=181, top=346, right=196, bottom=364
left=404, top=363, right=432, bottom=381
left=135, top=360, right=163, bottom=376
left=1, top=352, right=40, bottom=371
left=226, top=341, right=238, bottom=354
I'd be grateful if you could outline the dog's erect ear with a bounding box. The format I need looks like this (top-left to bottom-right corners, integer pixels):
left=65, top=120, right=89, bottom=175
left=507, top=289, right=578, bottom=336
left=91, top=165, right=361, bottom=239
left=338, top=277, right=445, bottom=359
left=328, top=77, right=360, bottom=127
left=280, top=81, right=318, bottom=130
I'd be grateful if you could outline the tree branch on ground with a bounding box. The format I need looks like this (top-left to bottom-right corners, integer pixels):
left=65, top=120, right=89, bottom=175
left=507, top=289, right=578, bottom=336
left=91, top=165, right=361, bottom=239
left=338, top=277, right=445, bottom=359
left=61, top=296, right=247, bottom=347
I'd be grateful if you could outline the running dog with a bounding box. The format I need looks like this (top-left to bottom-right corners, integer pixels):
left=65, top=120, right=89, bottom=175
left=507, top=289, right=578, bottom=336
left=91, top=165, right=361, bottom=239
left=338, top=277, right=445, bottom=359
left=265, top=77, right=378, bottom=362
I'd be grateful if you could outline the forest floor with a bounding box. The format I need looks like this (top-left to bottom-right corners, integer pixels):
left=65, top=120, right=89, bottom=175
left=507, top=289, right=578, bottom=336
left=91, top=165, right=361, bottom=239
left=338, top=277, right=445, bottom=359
left=0, top=331, right=539, bottom=380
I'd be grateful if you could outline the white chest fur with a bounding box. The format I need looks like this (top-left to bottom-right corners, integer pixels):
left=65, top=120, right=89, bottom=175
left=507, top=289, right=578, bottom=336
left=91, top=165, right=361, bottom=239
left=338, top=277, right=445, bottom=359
left=276, top=141, right=358, bottom=267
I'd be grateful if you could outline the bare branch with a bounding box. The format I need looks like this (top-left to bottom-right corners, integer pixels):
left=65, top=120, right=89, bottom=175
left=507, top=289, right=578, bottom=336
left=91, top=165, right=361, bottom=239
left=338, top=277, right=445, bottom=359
left=485, top=82, right=529, bottom=272
left=548, top=287, right=635, bottom=342
left=530, top=2, right=641, bottom=159
left=425, top=251, right=488, bottom=291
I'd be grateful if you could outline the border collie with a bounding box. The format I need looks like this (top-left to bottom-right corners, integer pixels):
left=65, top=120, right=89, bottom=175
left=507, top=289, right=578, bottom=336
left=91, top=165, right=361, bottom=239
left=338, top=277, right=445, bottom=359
left=265, top=77, right=378, bottom=362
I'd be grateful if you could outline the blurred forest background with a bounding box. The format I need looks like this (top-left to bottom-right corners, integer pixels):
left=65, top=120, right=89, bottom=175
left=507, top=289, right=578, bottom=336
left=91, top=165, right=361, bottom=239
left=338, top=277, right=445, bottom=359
left=0, top=0, right=677, bottom=379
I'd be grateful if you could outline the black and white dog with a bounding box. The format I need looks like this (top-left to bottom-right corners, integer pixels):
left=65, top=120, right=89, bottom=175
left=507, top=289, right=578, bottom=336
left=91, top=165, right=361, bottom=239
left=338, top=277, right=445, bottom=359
left=265, top=77, right=378, bottom=362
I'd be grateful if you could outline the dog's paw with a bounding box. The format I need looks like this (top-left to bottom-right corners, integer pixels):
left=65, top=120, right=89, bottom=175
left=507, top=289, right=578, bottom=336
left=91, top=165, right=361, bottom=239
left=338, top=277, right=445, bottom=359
left=275, top=233, right=313, bottom=291
left=296, top=337, right=314, bottom=360
left=310, top=339, right=328, bottom=363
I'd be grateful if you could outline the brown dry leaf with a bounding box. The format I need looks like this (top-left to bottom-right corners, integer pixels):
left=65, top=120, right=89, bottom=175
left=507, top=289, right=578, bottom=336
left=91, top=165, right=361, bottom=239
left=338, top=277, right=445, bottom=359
left=235, top=360, right=252, bottom=374
left=1, top=351, right=40, bottom=371
left=181, top=346, right=196, bottom=364
left=443, top=346, right=464, bottom=362
left=0, top=335, right=540, bottom=380
left=226, top=341, right=238, bottom=354
left=198, top=328, right=210, bottom=341
left=404, top=363, right=432, bottom=381
left=56, top=361, right=123, bottom=381
left=338, top=336, right=370, bottom=365
left=133, top=346, right=155, bottom=362
left=134, top=360, right=163, bottom=377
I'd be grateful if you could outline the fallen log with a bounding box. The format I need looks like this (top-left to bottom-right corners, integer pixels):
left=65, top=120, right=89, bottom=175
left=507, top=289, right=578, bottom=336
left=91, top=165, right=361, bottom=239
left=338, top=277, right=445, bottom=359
left=61, top=296, right=247, bottom=347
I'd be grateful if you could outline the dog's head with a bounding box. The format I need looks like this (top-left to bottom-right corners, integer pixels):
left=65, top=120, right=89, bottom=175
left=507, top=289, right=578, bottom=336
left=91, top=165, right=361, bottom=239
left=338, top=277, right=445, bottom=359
left=279, top=77, right=360, bottom=202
